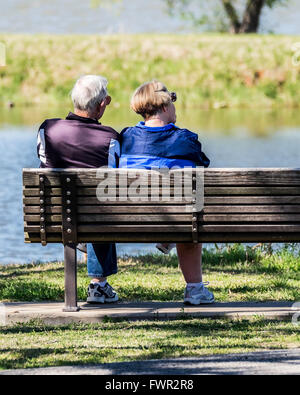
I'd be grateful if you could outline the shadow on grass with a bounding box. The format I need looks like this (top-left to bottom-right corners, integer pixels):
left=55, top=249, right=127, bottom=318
left=0, top=266, right=64, bottom=280
left=0, top=343, right=272, bottom=371
left=0, top=318, right=298, bottom=370
left=0, top=262, right=87, bottom=280
left=1, top=317, right=297, bottom=335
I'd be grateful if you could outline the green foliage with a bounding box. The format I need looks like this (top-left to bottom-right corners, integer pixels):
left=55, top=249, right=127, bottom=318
left=163, top=0, right=290, bottom=32
left=88, top=1, right=290, bottom=32
left=263, top=82, right=278, bottom=99
left=265, top=0, right=289, bottom=8
left=0, top=34, right=300, bottom=109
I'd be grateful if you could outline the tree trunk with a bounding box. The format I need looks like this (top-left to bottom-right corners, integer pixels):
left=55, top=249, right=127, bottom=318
left=222, top=0, right=266, bottom=34
left=221, top=0, right=241, bottom=33
left=239, top=0, right=265, bottom=33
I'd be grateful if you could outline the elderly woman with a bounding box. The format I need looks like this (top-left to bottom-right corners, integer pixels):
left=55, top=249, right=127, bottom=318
left=120, top=80, right=214, bottom=305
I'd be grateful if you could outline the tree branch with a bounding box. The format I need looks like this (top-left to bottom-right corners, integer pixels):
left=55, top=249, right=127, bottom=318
left=221, top=0, right=241, bottom=33
left=240, top=0, right=266, bottom=33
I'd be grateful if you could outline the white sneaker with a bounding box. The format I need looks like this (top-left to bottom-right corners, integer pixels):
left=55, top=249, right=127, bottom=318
left=184, top=282, right=215, bottom=305
left=156, top=243, right=176, bottom=255
left=87, top=282, right=119, bottom=304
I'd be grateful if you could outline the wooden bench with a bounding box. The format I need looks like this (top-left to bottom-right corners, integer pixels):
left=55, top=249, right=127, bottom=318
left=23, top=168, right=300, bottom=312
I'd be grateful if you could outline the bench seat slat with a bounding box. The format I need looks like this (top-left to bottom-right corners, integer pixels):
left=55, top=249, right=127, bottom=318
left=24, top=213, right=300, bottom=223
left=204, top=169, right=300, bottom=185
left=23, top=197, right=194, bottom=205
left=23, top=205, right=194, bottom=214
left=23, top=168, right=300, bottom=185
left=23, top=204, right=300, bottom=215
left=23, top=196, right=300, bottom=206
left=23, top=186, right=300, bottom=197
left=205, top=196, right=300, bottom=204
left=204, top=205, right=300, bottom=213
left=23, top=187, right=194, bottom=198
left=24, top=224, right=192, bottom=233
left=24, top=233, right=194, bottom=243
left=24, top=232, right=300, bottom=244
left=24, top=214, right=193, bottom=223
left=24, top=223, right=300, bottom=234
left=205, top=187, right=300, bottom=195
left=199, top=224, right=300, bottom=232
left=23, top=170, right=193, bottom=187
left=203, top=214, right=300, bottom=222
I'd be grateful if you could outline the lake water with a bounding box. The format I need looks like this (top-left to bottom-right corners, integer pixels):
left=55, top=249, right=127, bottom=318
left=0, top=107, right=299, bottom=265
left=0, top=0, right=300, bottom=35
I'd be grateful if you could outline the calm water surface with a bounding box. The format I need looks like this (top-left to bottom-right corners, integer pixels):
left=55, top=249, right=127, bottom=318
left=0, top=108, right=299, bottom=264
left=0, top=0, right=300, bottom=34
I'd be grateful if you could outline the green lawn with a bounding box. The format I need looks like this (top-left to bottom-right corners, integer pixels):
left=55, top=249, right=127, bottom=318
left=0, top=318, right=299, bottom=370
left=0, top=243, right=299, bottom=303
left=0, top=243, right=299, bottom=370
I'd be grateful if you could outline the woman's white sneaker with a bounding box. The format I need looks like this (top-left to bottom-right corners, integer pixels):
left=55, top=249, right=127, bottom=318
left=184, top=282, right=215, bottom=305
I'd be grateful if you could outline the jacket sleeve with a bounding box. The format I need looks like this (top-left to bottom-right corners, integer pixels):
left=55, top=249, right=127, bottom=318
left=108, top=135, right=121, bottom=168
left=189, top=133, right=210, bottom=168
left=195, top=141, right=210, bottom=167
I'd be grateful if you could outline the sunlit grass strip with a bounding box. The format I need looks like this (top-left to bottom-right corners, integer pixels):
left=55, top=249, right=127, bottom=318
left=0, top=34, right=300, bottom=108
left=0, top=317, right=299, bottom=370
left=0, top=244, right=299, bottom=303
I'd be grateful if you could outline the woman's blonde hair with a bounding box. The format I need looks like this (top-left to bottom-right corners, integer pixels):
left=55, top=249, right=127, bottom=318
left=131, top=80, right=172, bottom=120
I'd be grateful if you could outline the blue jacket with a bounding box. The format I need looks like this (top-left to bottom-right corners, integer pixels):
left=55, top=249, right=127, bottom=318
left=120, top=122, right=210, bottom=169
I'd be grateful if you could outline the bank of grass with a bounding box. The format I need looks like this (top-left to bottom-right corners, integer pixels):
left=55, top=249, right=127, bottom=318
left=0, top=318, right=299, bottom=370
left=1, top=34, right=300, bottom=109
left=0, top=243, right=299, bottom=370
left=0, top=243, right=299, bottom=303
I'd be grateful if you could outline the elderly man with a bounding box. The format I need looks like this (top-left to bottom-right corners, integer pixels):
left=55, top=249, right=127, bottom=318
left=37, top=75, right=120, bottom=304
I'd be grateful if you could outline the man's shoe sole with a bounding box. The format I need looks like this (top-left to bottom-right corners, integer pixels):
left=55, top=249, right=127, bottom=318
left=86, top=296, right=105, bottom=304
left=184, top=298, right=215, bottom=305
left=104, top=296, right=119, bottom=303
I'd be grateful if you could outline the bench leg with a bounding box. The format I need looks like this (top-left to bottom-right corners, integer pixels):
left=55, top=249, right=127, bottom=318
left=63, top=244, right=80, bottom=312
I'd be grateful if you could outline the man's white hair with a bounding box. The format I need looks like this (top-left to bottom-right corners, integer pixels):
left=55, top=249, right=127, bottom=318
left=71, top=75, right=108, bottom=115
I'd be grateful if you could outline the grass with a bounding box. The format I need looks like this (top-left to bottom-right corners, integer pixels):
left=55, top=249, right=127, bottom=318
left=1, top=34, right=300, bottom=109
left=0, top=243, right=299, bottom=370
left=0, top=243, right=299, bottom=303
left=0, top=318, right=299, bottom=370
